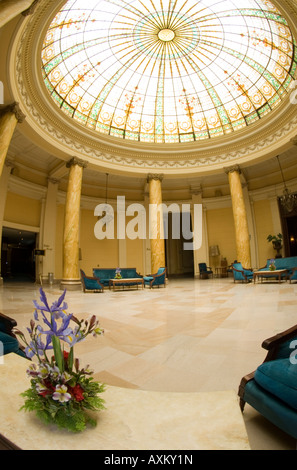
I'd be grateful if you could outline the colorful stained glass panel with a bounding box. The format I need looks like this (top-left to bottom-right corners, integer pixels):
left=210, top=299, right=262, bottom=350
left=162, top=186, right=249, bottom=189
left=41, top=0, right=297, bottom=143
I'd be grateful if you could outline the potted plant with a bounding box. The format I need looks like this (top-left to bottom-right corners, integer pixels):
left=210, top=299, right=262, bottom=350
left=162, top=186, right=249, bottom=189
left=267, top=233, right=283, bottom=258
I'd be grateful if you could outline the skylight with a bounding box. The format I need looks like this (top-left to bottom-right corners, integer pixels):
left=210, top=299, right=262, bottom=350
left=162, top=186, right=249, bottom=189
left=41, top=0, right=297, bottom=143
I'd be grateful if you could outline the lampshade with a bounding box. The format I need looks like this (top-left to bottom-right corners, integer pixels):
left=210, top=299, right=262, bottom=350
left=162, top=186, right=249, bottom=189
left=209, top=245, right=220, bottom=257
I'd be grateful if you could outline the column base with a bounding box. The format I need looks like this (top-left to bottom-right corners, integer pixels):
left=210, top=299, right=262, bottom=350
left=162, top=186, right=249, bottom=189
left=60, top=279, right=82, bottom=291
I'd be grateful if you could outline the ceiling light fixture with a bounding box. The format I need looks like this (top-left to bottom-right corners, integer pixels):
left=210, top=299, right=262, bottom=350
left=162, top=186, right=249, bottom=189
left=277, top=155, right=297, bottom=213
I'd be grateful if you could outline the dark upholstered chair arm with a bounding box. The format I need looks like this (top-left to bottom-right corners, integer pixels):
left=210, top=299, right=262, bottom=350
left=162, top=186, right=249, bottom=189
left=0, top=313, right=17, bottom=335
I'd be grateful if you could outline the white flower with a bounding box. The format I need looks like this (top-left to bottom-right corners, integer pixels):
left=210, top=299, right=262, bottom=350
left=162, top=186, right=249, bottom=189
left=52, top=384, right=72, bottom=403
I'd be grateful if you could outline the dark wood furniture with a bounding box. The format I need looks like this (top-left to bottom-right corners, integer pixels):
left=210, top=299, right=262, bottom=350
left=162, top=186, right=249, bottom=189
left=109, top=278, right=144, bottom=291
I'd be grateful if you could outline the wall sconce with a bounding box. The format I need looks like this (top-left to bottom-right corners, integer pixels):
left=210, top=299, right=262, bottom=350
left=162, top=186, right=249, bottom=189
left=209, top=245, right=220, bottom=257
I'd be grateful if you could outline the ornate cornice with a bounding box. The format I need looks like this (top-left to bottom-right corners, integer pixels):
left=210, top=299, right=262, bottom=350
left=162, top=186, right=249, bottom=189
left=8, top=0, right=297, bottom=176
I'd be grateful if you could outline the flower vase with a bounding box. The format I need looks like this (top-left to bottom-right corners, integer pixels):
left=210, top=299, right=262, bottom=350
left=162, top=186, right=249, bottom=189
left=15, top=288, right=105, bottom=433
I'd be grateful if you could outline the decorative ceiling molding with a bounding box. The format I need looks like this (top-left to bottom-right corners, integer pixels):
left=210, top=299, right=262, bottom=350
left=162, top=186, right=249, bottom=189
left=7, top=0, right=297, bottom=176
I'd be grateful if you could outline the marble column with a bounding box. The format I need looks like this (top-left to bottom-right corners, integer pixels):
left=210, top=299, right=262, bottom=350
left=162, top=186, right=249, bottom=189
left=0, top=103, right=25, bottom=178
left=225, top=165, right=251, bottom=268
left=61, top=157, right=87, bottom=291
left=0, top=0, right=39, bottom=28
left=147, top=174, right=165, bottom=274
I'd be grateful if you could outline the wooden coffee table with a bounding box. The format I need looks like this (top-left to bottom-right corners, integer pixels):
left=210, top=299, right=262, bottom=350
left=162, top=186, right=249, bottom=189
left=109, top=278, right=144, bottom=291
left=253, top=269, right=288, bottom=283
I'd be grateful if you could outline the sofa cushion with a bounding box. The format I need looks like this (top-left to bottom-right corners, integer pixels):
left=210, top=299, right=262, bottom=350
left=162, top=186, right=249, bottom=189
left=0, top=331, right=20, bottom=355
left=254, top=358, right=297, bottom=410
left=84, top=278, right=103, bottom=290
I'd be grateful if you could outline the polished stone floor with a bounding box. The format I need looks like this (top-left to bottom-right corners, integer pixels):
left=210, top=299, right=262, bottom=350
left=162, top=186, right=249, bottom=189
left=1, top=276, right=297, bottom=450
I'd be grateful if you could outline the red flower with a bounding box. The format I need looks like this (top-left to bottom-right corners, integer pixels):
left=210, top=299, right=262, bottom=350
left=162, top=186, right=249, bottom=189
left=68, top=384, right=85, bottom=402
left=38, top=379, right=55, bottom=397
left=63, top=351, right=69, bottom=360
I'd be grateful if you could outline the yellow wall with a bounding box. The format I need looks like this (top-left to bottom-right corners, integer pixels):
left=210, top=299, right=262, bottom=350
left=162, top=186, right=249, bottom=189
left=206, top=207, right=237, bottom=266
left=2, top=189, right=281, bottom=280
left=80, top=208, right=119, bottom=274
left=253, top=200, right=276, bottom=267
left=126, top=236, right=144, bottom=274
left=4, top=192, right=41, bottom=227
left=54, top=206, right=145, bottom=279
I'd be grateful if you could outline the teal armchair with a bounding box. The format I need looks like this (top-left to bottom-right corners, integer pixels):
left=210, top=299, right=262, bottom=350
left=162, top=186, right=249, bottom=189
left=232, top=262, right=253, bottom=282
left=80, top=269, right=104, bottom=293
left=198, top=263, right=213, bottom=279
left=143, top=267, right=166, bottom=288
left=0, top=313, right=26, bottom=357
left=239, top=324, right=297, bottom=440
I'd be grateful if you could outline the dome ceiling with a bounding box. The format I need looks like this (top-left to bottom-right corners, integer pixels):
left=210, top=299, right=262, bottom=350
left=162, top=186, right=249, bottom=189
left=41, top=0, right=297, bottom=145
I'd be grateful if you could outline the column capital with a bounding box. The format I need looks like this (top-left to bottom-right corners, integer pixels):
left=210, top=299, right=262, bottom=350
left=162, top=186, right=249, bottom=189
left=147, top=173, right=164, bottom=183
left=47, top=177, right=60, bottom=185
left=5, top=159, right=15, bottom=170
left=22, top=0, right=41, bottom=17
left=66, top=157, right=88, bottom=169
left=0, top=102, right=26, bottom=123
left=190, top=184, right=202, bottom=196
left=224, top=164, right=241, bottom=175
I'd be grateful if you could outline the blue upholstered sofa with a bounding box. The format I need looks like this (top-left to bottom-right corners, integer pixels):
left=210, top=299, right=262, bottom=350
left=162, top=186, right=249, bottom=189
left=143, top=267, right=166, bottom=288
left=239, top=324, right=297, bottom=440
left=92, top=268, right=143, bottom=287
left=80, top=269, right=104, bottom=292
left=232, top=262, right=254, bottom=282
left=258, top=256, right=297, bottom=282
left=0, top=313, right=26, bottom=358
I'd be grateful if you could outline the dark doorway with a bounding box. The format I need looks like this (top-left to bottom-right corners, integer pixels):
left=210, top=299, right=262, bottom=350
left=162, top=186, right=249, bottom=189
left=283, top=215, right=297, bottom=257
left=165, top=212, right=194, bottom=278
left=1, top=227, right=37, bottom=282
left=279, top=198, right=297, bottom=257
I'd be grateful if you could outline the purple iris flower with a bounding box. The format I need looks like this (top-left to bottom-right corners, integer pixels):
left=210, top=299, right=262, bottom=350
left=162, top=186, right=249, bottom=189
left=34, top=288, right=74, bottom=345
left=33, top=288, right=68, bottom=319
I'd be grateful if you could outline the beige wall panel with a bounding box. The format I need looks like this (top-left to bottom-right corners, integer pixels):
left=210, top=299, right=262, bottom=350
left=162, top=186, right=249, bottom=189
left=206, top=207, right=237, bottom=266
left=4, top=191, right=41, bottom=227
left=253, top=200, right=276, bottom=267
left=126, top=236, right=144, bottom=275
left=80, top=208, right=118, bottom=273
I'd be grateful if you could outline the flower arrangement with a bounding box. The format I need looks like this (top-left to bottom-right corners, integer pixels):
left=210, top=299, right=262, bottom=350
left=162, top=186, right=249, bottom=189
left=269, top=259, right=276, bottom=271
left=14, top=288, right=105, bottom=433
left=115, top=268, right=122, bottom=279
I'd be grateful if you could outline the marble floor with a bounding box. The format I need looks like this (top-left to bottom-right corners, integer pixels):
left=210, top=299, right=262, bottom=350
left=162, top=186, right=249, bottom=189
left=1, top=276, right=297, bottom=450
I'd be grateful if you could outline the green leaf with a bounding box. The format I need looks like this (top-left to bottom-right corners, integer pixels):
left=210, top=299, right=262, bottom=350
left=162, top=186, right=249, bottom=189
left=52, top=335, right=64, bottom=372
left=68, top=347, right=74, bottom=372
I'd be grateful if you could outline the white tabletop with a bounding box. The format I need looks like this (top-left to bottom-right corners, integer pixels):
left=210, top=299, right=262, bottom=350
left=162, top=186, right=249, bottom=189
left=0, top=354, right=249, bottom=450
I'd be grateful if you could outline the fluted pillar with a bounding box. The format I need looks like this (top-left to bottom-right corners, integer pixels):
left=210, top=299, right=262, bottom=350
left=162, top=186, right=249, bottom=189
left=147, top=174, right=166, bottom=274
left=0, top=0, right=39, bottom=28
left=225, top=166, right=251, bottom=268
left=0, top=103, right=25, bottom=177
left=61, top=157, right=87, bottom=291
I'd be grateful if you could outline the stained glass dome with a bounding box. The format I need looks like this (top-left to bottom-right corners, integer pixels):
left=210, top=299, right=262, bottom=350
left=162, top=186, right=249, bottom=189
left=41, top=0, right=297, bottom=144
